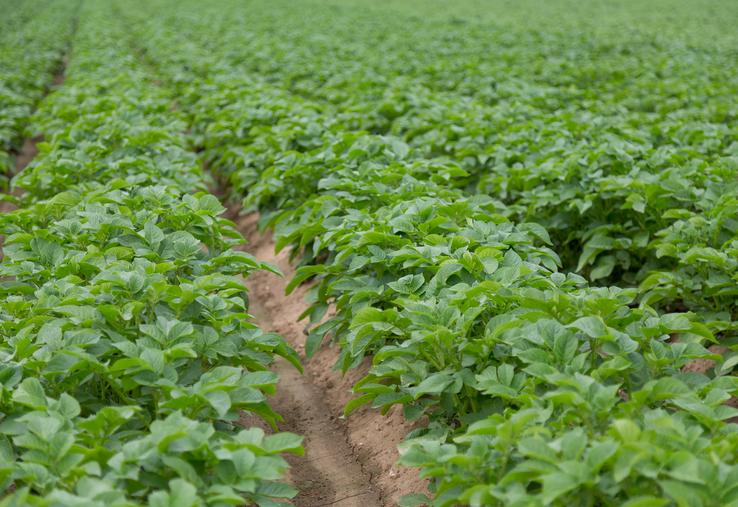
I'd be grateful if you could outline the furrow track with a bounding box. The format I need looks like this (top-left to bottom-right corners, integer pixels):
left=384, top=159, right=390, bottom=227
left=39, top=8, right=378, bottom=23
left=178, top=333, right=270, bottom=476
left=233, top=210, right=428, bottom=507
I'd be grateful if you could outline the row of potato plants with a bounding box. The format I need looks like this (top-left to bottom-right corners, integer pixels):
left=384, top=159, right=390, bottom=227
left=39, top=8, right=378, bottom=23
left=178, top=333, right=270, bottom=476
left=129, top=0, right=738, bottom=343
left=0, top=1, right=302, bottom=505
left=0, top=0, right=78, bottom=183
left=123, top=0, right=738, bottom=505
left=223, top=0, right=738, bottom=320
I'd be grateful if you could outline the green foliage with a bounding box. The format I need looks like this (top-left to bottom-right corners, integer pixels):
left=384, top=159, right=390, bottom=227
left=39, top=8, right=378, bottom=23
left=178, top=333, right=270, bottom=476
left=0, top=0, right=301, bottom=504
left=7, top=0, right=738, bottom=504
left=120, top=0, right=738, bottom=503
left=0, top=0, right=78, bottom=181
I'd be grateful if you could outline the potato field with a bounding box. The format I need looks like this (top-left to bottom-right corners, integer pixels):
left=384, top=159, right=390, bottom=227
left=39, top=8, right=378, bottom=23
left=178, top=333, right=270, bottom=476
left=2, top=0, right=738, bottom=505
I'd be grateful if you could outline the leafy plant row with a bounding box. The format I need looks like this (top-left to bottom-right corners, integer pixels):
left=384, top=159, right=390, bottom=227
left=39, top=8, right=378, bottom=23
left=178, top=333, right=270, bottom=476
left=124, top=0, right=738, bottom=344
left=126, top=0, right=737, bottom=342
left=0, top=0, right=78, bottom=183
left=0, top=1, right=302, bottom=505
left=195, top=123, right=738, bottom=505
left=118, top=1, right=738, bottom=505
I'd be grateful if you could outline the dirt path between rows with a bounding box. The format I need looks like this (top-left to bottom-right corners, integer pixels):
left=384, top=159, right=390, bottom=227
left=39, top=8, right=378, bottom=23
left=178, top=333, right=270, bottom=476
left=14, top=55, right=70, bottom=174
left=1, top=128, right=41, bottom=214
left=13, top=55, right=69, bottom=178
left=231, top=209, right=429, bottom=507
left=0, top=55, right=69, bottom=215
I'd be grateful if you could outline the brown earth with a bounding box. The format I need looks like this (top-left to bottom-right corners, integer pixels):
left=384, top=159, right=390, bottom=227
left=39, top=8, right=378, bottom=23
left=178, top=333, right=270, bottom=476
left=682, top=345, right=729, bottom=374
left=1, top=54, right=68, bottom=214
left=233, top=209, right=429, bottom=507
left=0, top=136, right=39, bottom=214
left=14, top=135, right=41, bottom=174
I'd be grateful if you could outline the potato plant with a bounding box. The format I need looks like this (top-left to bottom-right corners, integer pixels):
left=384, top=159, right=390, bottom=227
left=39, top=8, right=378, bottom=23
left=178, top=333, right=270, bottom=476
left=0, top=0, right=78, bottom=181
left=119, top=0, right=738, bottom=504
left=0, top=1, right=302, bottom=505
left=5, top=0, right=738, bottom=505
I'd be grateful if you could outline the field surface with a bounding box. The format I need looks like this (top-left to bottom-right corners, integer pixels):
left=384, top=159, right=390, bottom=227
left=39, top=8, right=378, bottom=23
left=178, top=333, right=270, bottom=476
left=1, top=0, right=738, bottom=505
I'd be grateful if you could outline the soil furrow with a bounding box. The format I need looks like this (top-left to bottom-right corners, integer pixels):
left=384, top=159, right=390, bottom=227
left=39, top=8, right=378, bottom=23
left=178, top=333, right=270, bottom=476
left=232, top=209, right=429, bottom=507
left=243, top=253, right=382, bottom=506
left=1, top=51, right=71, bottom=216
left=13, top=135, right=42, bottom=176
left=250, top=354, right=380, bottom=507
left=14, top=53, right=70, bottom=174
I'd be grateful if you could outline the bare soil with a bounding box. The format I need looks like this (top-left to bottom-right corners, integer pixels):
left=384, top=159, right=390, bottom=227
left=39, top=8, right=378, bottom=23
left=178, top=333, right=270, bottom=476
left=1, top=53, right=68, bottom=215
left=11, top=54, right=67, bottom=178
left=15, top=135, right=41, bottom=174
left=0, top=199, right=17, bottom=214
left=53, top=56, right=69, bottom=86
left=233, top=209, right=429, bottom=507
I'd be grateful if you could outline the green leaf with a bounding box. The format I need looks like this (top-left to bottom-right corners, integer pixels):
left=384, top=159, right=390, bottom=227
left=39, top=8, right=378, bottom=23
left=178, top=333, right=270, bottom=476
left=541, top=472, right=579, bottom=504
left=12, top=378, right=47, bottom=409
left=409, top=373, right=454, bottom=399
left=622, top=498, right=670, bottom=507
left=568, top=316, right=608, bottom=338
left=263, top=432, right=304, bottom=454
left=206, top=391, right=232, bottom=418
left=344, top=394, right=375, bottom=416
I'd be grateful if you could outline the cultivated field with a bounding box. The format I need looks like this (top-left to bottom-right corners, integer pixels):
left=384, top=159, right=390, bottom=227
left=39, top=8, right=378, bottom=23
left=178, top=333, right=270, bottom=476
left=2, top=0, right=738, bottom=505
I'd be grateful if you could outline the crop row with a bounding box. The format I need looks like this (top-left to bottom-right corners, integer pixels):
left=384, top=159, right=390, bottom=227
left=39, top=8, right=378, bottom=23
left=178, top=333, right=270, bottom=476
left=0, top=0, right=78, bottom=182
left=120, top=0, right=738, bottom=505
left=127, top=0, right=738, bottom=339
left=0, top=1, right=301, bottom=505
